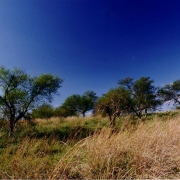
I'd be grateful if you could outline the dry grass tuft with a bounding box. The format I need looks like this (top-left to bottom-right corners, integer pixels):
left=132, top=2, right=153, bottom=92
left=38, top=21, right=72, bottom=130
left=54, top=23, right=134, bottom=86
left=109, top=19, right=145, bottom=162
left=0, top=137, right=67, bottom=179
left=1, top=115, right=180, bottom=179
left=51, top=116, right=180, bottom=179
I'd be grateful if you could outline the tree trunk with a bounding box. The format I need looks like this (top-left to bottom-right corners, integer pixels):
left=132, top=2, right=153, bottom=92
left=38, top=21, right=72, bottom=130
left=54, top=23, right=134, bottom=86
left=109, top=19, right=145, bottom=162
left=133, top=110, right=142, bottom=119
left=82, top=112, right=86, bottom=118
left=9, top=120, right=15, bottom=137
left=110, top=116, right=116, bottom=127
left=138, top=113, right=142, bottom=119
left=145, top=109, right=148, bottom=118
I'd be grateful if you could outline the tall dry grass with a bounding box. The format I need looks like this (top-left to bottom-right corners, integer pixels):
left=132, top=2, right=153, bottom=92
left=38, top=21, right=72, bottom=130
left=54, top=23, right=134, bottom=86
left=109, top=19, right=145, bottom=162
left=1, top=115, right=180, bottom=179
left=51, top=116, right=180, bottom=179
left=0, top=137, right=68, bottom=179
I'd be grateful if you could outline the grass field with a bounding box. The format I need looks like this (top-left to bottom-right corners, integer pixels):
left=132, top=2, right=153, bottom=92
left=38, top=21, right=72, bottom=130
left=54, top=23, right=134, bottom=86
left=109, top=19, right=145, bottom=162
left=1, top=112, right=180, bottom=179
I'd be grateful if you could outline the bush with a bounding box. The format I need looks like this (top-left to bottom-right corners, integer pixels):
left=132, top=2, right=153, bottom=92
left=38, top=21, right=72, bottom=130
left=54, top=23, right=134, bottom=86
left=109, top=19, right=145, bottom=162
left=32, top=104, right=54, bottom=120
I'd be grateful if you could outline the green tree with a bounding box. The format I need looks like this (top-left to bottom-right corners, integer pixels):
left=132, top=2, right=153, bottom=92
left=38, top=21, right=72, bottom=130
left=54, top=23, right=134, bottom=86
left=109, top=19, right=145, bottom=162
left=62, top=94, right=80, bottom=116
left=54, top=105, right=76, bottom=118
left=0, top=66, right=63, bottom=136
left=118, top=77, right=161, bottom=118
left=159, top=79, right=180, bottom=106
left=95, top=87, right=131, bottom=126
left=62, top=90, right=97, bottom=117
left=32, top=104, right=54, bottom=120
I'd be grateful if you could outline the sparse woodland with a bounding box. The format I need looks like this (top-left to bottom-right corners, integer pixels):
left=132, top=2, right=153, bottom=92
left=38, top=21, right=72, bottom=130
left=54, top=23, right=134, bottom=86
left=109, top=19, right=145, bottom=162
left=1, top=66, right=180, bottom=178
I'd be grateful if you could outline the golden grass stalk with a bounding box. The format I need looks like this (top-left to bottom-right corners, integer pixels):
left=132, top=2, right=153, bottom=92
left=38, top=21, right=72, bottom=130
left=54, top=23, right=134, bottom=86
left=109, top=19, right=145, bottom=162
left=51, top=117, right=180, bottom=179
left=0, top=137, right=67, bottom=179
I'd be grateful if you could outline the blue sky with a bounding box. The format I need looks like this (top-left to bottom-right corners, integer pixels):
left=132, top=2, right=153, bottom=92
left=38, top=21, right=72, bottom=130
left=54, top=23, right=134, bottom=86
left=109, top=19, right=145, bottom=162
left=0, top=0, right=180, bottom=108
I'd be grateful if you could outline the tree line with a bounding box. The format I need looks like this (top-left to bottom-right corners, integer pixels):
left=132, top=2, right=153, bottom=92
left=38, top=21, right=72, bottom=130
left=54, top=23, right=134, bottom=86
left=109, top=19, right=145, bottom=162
left=0, top=66, right=180, bottom=135
left=32, top=90, right=97, bottom=119
left=46, top=76, right=180, bottom=126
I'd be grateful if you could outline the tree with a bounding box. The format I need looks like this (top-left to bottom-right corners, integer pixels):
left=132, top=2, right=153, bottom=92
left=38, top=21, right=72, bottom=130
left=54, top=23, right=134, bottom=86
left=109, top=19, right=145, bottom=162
left=158, top=79, right=180, bottom=106
left=118, top=77, right=161, bottom=118
left=0, top=66, right=63, bottom=136
left=62, top=94, right=81, bottom=116
left=32, top=104, right=54, bottom=120
left=54, top=105, right=76, bottom=118
left=62, top=90, right=97, bottom=117
left=95, top=87, right=131, bottom=126
left=79, top=90, right=97, bottom=117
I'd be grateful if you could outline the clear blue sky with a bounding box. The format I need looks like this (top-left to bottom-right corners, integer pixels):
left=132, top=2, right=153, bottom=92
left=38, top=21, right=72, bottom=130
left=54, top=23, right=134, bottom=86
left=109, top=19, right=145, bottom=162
left=0, top=0, right=180, bottom=107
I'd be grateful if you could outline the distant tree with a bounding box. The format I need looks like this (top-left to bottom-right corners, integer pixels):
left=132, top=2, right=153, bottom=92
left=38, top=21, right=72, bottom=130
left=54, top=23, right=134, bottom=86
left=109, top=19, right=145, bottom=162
left=32, top=104, right=54, bottom=120
left=158, top=79, right=180, bottom=106
left=176, top=106, right=180, bottom=111
left=62, top=90, right=97, bottom=117
left=62, top=94, right=81, bottom=116
left=54, top=105, right=76, bottom=118
left=95, top=87, right=131, bottom=126
left=0, top=66, right=63, bottom=136
left=79, top=90, right=97, bottom=117
left=118, top=77, right=161, bottom=119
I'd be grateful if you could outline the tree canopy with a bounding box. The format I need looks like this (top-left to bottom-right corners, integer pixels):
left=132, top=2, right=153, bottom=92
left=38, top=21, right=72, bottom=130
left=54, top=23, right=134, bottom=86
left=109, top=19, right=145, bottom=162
left=95, top=87, right=131, bottom=126
left=159, top=79, right=180, bottom=106
left=32, top=104, right=54, bottom=120
left=62, top=90, right=97, bottom=117
left=2, top=65, right=180, bottom=135
left=0, top=66, right=63, bottom=136
left=118, top=77, right=161, bottom=118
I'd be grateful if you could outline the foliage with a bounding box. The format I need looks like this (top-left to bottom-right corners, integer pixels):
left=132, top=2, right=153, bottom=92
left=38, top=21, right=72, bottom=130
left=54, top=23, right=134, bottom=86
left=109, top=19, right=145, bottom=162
left=96, top=77, right=161, bottom=123
left=159, top=79, right=180, bottom=106
left=54, top=106, right=69, bottom=118
left=95, top=87, right=131, bottom=126
left=62, top=90, right=97, bottom=117
left=32, top=104, right=54, bottom=120
left=176, top=106, right=180, bottom=111
left=118, top=77, right=161, bottom=118
left=0, top=66, right=63, bottom=136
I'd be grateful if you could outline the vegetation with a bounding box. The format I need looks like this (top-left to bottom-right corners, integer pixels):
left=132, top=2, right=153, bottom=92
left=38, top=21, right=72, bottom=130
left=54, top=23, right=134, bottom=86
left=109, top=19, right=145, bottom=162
left=95, top=77, right=162, bottom=125
left=95, top=87, right=131, bottom=126
left=32, top=104, right=54, bottom=120
left=53, top=105, right=73, bottom=118
left=159, top=79, right=180, bottom=106
left=1, top=114, right=180, bottom=179
left=0, top=66, right=63, bottom=136
left=60, top=90, right=97, bottom=117
left=2, top=66, right=180, bottom=178
left=118, top=77, right=161, bottom=118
